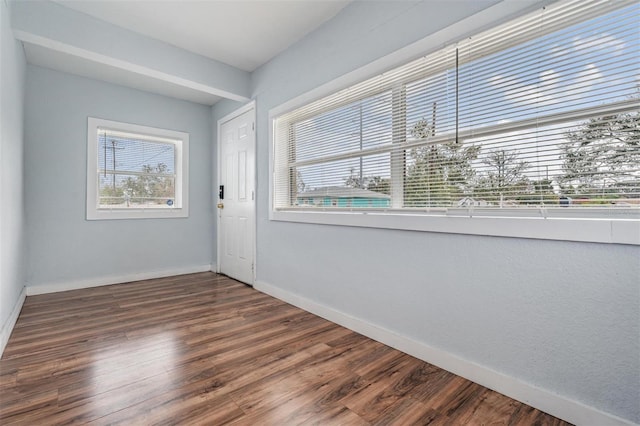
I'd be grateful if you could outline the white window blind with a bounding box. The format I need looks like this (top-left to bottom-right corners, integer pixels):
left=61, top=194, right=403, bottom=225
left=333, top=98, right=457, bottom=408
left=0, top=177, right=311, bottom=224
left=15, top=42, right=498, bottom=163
left=273, top=0, right=639, bottom=215
left=97, top=128, right=178, bottom=208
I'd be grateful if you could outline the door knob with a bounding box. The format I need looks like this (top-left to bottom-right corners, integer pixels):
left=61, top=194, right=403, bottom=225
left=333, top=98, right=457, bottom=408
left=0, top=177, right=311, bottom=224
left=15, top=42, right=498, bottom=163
left=217, top=203, right=224, bottom=209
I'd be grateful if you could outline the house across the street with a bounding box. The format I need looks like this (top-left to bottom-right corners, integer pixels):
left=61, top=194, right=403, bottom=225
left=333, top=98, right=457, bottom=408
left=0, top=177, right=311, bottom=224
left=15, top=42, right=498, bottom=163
left=297, top=186, right=391, bottom=207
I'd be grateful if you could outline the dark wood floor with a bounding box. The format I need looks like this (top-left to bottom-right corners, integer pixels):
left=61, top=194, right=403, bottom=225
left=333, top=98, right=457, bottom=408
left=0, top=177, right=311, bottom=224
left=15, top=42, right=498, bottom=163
left=0, top=272, right=570, bottom=425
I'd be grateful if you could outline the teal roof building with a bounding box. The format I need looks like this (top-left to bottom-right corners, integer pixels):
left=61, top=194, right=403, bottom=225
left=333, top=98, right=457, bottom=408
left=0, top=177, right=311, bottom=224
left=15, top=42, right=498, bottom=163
left=297, top=186, right=391, bottom=208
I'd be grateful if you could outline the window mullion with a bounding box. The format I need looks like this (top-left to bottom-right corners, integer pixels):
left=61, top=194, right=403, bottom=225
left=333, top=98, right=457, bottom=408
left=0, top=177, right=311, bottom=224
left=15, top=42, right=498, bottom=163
left=391, top=84, right=407, bottom=208
left=288, top=124, right=297, bottom=207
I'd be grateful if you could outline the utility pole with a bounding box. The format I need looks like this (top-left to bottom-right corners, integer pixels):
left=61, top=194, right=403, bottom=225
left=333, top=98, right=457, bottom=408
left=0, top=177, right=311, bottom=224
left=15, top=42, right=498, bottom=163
left=112, top=139, right=117, bottom=190
left=359, top=103, right=363, bottom=187
left=431, top=102, right=436, bottom=137
left=104, top=139, right=124, bottom=191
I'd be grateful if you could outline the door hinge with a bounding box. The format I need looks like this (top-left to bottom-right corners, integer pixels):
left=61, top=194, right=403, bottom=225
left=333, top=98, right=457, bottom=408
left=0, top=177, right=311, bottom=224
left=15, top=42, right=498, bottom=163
left=252, top=122, right=255, bottom=131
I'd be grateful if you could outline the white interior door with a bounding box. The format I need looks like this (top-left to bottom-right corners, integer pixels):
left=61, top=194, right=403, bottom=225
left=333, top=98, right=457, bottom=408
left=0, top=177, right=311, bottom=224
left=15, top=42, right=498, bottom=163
left=218, top=106, right=255, bottom=285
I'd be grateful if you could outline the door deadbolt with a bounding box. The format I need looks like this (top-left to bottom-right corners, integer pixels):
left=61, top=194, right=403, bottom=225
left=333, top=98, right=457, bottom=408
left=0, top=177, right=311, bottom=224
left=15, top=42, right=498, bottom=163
left=217, top=203, right=224, bottom=209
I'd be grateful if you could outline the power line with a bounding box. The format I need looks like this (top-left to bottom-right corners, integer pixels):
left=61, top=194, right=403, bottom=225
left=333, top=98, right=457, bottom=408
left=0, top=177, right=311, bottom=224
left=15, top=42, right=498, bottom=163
left=102, top=137, right=124, bottom=191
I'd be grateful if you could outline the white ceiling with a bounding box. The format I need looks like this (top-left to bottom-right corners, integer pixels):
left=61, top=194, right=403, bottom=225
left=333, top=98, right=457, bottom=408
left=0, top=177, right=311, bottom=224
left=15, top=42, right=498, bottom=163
left=52, top=0, right=351, bottom=72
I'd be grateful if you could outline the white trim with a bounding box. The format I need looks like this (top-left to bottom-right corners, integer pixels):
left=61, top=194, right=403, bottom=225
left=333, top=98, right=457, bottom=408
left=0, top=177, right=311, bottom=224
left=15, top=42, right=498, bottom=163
left=0, top=286, right=26, bottom=358
left=86, top=117, right=189, bottom=220
left=216, top=101, right=257, bottom=285
left=271, top=210, right=640, bottom=245
left=13, top=31, right=250, bottom=103
left=26, top=264, right=211, bottom=296
left=254, top=279, right=637, bottom=426
left=218, top=100, right=256, bottom=125
left=269, top=113, right=276, bottom=222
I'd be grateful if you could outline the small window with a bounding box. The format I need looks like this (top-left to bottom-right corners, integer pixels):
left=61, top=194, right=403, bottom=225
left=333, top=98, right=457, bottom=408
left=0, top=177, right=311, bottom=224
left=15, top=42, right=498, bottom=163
left=87, top=117, right=189, bottom=220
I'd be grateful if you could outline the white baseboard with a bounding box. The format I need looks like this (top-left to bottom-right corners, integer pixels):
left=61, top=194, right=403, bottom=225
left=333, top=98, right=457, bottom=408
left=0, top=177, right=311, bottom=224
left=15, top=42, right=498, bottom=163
left=254, top=280, right=636, bottom=426
left=26, top=264, right=213, bottom=296
left=0, top=285, right=26, bottom=358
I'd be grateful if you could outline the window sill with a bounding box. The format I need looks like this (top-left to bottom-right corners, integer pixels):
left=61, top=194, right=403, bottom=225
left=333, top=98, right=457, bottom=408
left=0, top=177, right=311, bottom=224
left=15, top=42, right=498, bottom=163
left=270, top=209, right=640, bottom=245
left=87, top=207, right=188, bottom=220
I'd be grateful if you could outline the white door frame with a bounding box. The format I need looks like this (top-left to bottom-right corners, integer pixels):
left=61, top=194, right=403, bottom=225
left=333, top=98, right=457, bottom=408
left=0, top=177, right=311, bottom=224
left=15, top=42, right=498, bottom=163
left=216, top=100, right=257, bottom=284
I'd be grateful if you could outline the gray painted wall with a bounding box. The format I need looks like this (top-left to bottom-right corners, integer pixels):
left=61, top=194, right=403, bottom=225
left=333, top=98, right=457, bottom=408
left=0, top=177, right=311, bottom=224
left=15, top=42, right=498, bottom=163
left=237, top=0, right=640, bottom=422
left=25, top=66, right=214, bottom=288
left=0, top=0, right=26, bottom=336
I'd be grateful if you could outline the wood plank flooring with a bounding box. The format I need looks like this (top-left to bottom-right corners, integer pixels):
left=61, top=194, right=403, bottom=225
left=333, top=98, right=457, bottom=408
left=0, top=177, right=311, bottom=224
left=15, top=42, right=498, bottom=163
left=0, top=272, right=571, bottom=425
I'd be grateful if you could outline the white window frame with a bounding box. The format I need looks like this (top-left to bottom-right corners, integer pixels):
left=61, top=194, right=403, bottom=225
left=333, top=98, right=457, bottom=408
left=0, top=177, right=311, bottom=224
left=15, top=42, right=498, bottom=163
left=269, top=0, right=640, bottom=245
left=87, top=117, right=189, bottom=220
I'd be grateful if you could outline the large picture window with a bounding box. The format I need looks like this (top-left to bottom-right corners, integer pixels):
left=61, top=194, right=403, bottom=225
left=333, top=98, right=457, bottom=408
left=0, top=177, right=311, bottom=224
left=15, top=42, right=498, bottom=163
left=271, top=0, right=639, bottom=244
left=87, top=117, right=189, bottom=220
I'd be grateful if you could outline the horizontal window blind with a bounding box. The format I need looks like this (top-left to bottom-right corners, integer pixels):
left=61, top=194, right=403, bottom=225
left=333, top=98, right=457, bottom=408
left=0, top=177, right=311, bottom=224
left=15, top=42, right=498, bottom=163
left=96, top=127, right=178, bottom=208
left=273, top=0, right=639, bottom=213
